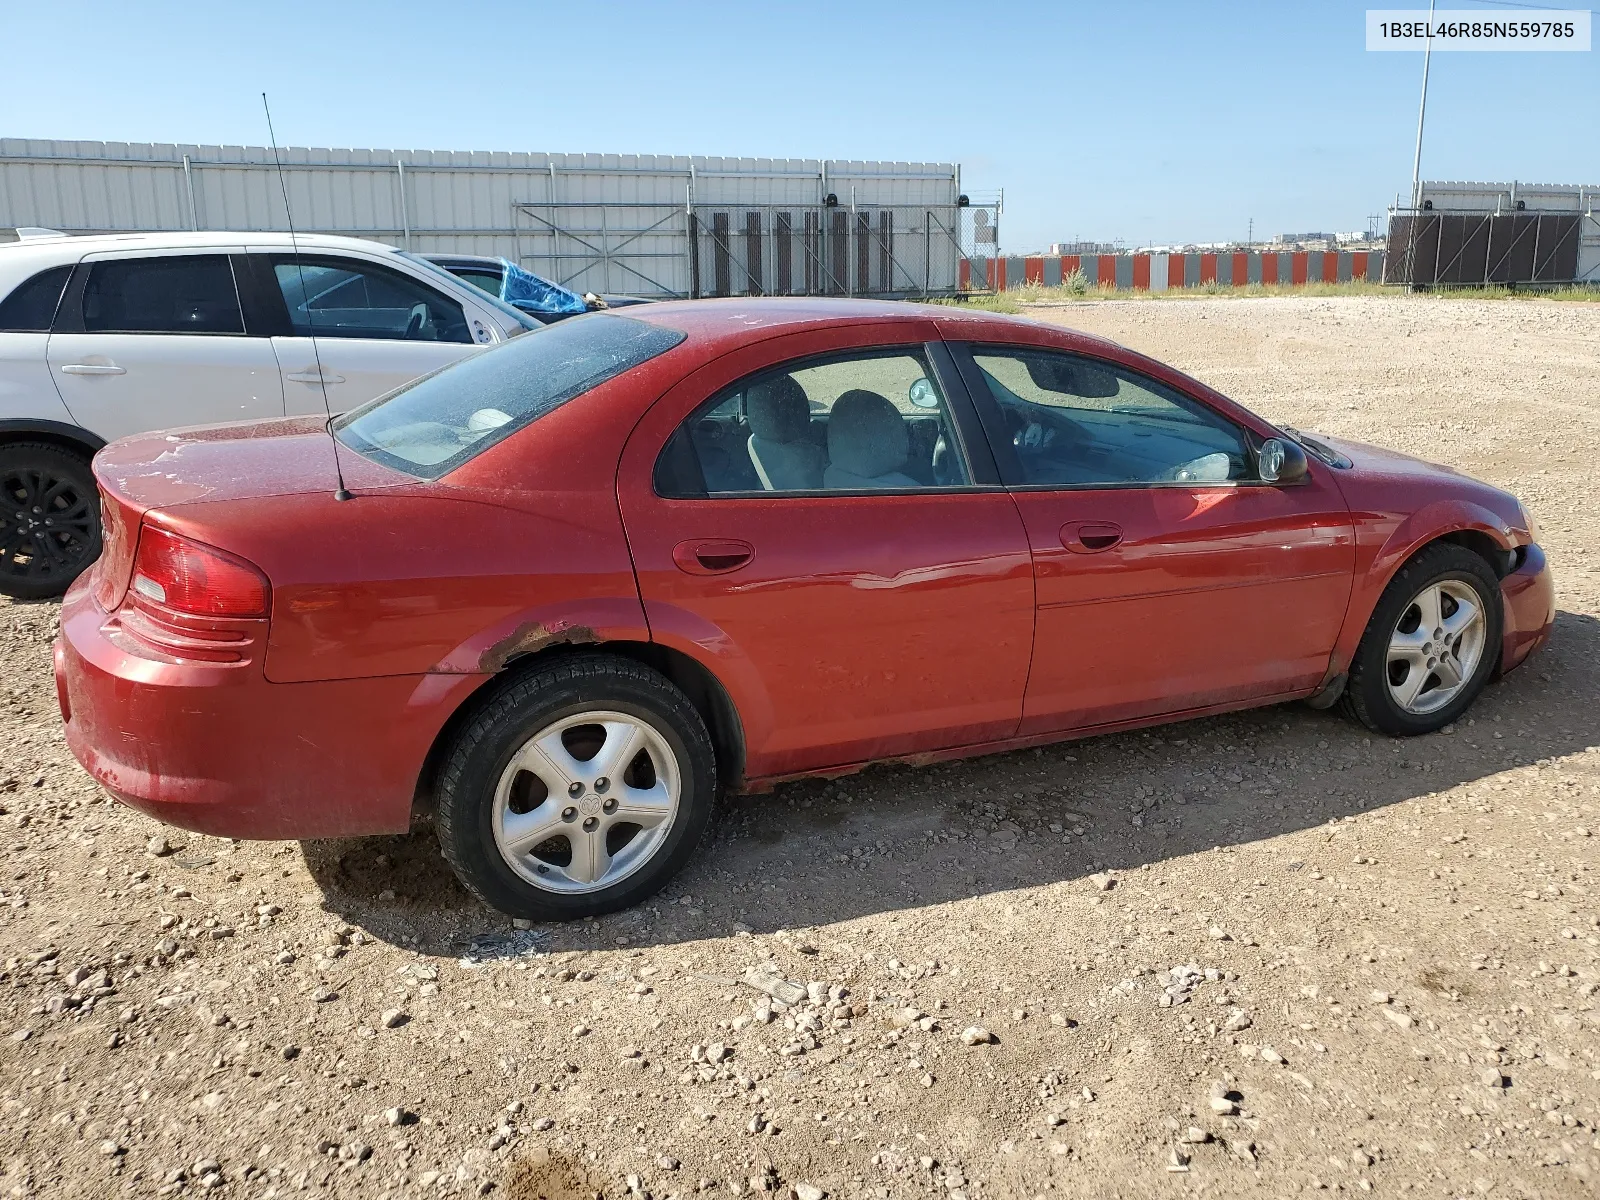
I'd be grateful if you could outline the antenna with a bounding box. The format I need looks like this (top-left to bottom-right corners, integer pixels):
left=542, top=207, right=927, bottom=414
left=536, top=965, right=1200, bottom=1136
left=263, top=93, right=352, bottom=502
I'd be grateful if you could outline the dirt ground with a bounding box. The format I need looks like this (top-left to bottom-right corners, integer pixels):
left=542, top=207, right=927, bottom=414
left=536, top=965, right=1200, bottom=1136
left=3, top=294, right=1599, bottom=1200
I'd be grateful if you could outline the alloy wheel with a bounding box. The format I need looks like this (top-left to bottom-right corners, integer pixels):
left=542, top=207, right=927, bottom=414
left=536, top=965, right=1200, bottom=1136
left=1385, top=579, right=1486, bottom=716
left=491, top=709, right=681, bottom=894
left=1, top=466, right=97, bottom=585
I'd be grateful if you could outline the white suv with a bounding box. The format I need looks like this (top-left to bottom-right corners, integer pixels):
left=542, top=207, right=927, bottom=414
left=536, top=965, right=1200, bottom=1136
left=0, top=230, right=540, bottom=598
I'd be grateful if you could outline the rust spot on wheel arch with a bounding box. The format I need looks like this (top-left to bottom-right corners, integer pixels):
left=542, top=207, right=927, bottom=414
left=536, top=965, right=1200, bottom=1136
left=478, top=621, right=599, bottom=673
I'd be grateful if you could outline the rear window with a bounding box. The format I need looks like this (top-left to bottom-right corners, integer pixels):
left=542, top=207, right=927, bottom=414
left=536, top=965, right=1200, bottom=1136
left=333, top=314, right=684, bottom=479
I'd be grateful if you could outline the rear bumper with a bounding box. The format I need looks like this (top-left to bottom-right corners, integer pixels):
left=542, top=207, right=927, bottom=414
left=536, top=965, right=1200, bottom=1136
left=1498, top=543, right=1554, bottom=676
left=55, top=575, right=488, bottom=840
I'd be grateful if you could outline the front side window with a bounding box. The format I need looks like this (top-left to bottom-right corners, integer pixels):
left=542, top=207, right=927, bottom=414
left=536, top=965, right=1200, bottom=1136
left=81, top=255, right=243, bottom=335
left=400, top=252, right=540, bottom=332
left=271, top=256, right=470, bottom=343
left=335, top=314, right=683, bottom=479
left=657, top=348, right=971, bottom=496
left=970, top=348, right=1251, bottom=486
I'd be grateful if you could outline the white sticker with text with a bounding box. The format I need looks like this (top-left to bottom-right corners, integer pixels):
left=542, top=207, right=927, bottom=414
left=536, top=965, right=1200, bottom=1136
left=1367, top=9, right=1591, bottom=50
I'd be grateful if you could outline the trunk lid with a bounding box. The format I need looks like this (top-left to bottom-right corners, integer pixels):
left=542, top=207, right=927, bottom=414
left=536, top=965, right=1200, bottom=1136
left=89, top=415, right=411, bottom=611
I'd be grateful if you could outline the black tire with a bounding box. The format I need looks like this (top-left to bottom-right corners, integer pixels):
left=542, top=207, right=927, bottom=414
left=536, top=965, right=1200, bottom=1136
left=0, top=442, right=101, bottom=602
left=436, top=653, right=717, bottom=920
left=1340, top=542, right=1503, bottom=736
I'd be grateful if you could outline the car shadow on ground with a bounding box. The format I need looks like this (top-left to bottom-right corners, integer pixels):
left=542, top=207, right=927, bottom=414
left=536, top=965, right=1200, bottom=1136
left=302, top=608, right=1597, bottom=959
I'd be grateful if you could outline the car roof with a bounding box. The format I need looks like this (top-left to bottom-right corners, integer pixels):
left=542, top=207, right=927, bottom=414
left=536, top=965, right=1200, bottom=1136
left=625, top=296, right=1125, bottom=360
left=424, top=253, right=500, bottom=267
left=0, top=230, right=429, bottom=298
left=0, top=229, right=407, bottom=258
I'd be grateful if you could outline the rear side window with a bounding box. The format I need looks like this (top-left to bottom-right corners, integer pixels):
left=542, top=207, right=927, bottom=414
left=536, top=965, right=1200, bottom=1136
left=81, top=255, right=244, bottom=334
left=0, top=265, right=73, bottom=332
left=334, top=314, right=685, bottom=479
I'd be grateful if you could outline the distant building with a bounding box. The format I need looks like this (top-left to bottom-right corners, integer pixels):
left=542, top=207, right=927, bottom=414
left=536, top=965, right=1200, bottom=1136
left=1274, top=232, right=1334, bottom=244
left=1133, top=242, right=1245, bottom=255
left=1049, top=240, right=1124, bottom=255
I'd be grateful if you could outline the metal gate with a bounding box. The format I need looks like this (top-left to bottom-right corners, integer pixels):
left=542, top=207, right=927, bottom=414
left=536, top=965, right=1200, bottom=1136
left=1385, top=210, right=1584, bottom=287
left=512, top=201, right=690, bottom=297
left=511, top=198, right=997, bottom=299
left=684, top=203, right=984, bottom=298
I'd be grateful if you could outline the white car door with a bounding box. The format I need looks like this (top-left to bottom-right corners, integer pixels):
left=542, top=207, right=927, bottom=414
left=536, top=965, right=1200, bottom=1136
left=251, top=251, right=486, bottom=416
left=45, top=248, right=284, bottom=442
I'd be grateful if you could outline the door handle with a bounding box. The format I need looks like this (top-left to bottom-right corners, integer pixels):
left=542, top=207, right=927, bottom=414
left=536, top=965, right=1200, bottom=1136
left=672, top=539, right=755, bottom=576
left=286, top=369, right=346, bottom=384
left=1060, top=521, right=1124, bottom=554
left=59, top=363, right=126, bottom=376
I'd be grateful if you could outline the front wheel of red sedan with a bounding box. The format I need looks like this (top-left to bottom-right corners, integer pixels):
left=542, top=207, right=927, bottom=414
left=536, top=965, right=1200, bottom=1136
left=1340, top=542, right=1503, bottom=737
left=436, top=654, right=718, bottom=921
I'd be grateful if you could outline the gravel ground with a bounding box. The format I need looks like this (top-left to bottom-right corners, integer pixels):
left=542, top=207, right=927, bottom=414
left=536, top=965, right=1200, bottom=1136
left=2, top=295, right=1598, bottom=1200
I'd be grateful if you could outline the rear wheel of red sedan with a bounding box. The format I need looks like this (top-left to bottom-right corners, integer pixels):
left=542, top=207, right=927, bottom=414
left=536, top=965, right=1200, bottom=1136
left=436, top=654, right=717, bottom=920
left=1341, top=542, right=1503, bottom=736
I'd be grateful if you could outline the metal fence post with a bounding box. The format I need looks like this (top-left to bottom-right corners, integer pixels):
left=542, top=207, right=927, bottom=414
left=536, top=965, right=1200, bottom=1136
left=548, top=164, right=560, bottom=285
left=396, top=160, right=411, bottom=249
left=848, top=186, right=856, bottom=297
left=685, top=181, right=697, bottom=300
left=181, top=155, right=198, bottom=231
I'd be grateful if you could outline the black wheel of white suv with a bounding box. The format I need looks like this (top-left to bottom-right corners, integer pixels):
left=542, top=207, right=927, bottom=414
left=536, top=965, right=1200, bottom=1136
left=0, top=442, right=101, bottom=602
left=436, top=653, right=718, bottom=921
left=1340, top=542, right=1503, bottom=736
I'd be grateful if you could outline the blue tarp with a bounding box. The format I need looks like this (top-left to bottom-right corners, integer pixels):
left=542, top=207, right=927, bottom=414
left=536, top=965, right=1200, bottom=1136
left=498, top=259, right=588, bottom=316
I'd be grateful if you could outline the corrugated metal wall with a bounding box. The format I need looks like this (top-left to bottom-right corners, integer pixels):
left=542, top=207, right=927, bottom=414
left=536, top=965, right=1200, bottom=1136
left=0, top=140, right=964, bottom=297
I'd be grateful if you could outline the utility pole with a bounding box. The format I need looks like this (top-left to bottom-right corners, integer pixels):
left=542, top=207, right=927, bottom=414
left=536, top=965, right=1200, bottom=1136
left=1404, top=0, right=1438, bottom=290
left=1247, top=217, right=1253, bottom=246
left=1410, top=0, right=1437, bottom=212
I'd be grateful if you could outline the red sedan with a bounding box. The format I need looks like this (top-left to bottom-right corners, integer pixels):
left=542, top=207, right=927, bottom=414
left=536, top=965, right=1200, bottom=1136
left=55, top=300, right=1554, bottom=919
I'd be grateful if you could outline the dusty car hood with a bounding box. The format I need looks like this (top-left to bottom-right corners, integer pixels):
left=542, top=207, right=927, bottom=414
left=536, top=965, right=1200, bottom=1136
left=1314, top=433, right=1468, bottom=481
left=1310, top=432, right=1533, bottom=544
left=93, top=416, right=413, bottom=514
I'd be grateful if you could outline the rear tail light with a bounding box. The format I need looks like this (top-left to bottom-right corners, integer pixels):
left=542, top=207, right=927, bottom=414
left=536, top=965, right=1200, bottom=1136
left=130, top=526, right=270, bottom=619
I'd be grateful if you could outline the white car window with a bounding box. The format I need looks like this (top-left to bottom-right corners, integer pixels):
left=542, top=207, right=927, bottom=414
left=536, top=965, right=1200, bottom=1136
left=0, top=265, right=74, bottom=332
left=80, top=256, right=244, bottom=335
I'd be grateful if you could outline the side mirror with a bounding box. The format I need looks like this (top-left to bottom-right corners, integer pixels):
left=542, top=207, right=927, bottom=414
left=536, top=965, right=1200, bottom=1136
left=908, top=378, right=941, bottom=409
left=1257, top=437, right=1308, bottom=484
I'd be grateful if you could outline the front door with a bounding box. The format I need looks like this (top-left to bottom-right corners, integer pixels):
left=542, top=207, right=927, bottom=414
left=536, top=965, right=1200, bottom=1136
left=46, top=249, right=284, bottom=442
left=618, top=333, right=1036, bottom=781
left=955, top=343, right=1356, bottom=734
left=252, top=251, right=483, bottom=414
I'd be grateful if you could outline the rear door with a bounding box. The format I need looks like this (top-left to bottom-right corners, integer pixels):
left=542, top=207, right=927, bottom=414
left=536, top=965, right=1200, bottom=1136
left=46, top=248, right=284, bottom=442
left=247, top=251, right=485, bottom=414
left=617, top=327, right=1036, bottom=781
left=0, top=261, right=77, bottom=428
